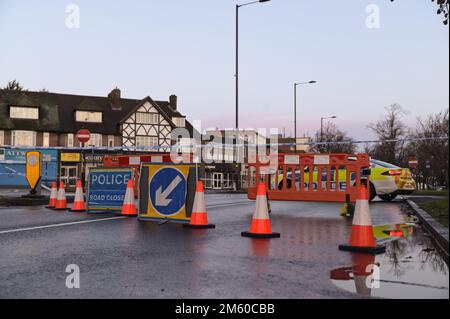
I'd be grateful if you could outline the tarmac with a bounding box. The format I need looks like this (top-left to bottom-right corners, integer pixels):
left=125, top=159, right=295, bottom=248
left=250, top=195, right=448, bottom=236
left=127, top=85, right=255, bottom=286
left=0, top=194, right=448, bottom=299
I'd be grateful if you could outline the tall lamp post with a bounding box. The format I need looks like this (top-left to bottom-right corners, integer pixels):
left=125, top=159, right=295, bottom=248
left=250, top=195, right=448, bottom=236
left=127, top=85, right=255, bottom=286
left=235, top=0, right=271, bottom=190
left=294, top=81, right=317, bottom=152
left=236, top=0, right=271, bottom=130
left=320, top=115, right=337, bottom=144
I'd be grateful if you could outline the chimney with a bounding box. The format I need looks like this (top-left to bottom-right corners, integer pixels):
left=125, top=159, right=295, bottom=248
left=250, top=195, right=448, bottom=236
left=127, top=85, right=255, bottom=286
left=108, top=87, right=122, bottom=111
left=169, top=95, right=177, bottom=111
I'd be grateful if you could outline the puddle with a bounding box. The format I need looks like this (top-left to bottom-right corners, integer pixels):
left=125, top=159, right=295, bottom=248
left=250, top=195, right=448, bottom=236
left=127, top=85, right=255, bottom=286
left=331, top=223, right=449, bottom=299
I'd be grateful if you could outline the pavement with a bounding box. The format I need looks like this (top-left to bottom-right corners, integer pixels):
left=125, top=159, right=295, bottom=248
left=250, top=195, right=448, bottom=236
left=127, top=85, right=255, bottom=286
left=0, top=194, right=448, bottom=299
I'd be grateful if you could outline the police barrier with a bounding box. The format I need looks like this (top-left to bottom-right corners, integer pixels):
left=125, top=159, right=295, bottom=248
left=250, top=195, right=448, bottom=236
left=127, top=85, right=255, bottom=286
left=248, top=153, right=371, bottom=203
left=139, top=163, right=198, bottom=223
left=87, top=167, right=134, bottom=213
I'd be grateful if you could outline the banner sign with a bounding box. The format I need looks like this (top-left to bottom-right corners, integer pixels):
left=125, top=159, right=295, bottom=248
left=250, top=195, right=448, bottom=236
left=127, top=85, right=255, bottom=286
left=139, top=164, right=197, bottom=223
left=87, top=167, right=134, bottom=212
left=0, top=148, right=58, bottom=164
left=61, top=153, right=81, bottom=162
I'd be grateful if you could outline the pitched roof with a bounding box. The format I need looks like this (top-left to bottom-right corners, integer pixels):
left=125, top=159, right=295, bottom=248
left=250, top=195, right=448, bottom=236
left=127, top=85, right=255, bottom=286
left=0, top=89, right=195, bottom=136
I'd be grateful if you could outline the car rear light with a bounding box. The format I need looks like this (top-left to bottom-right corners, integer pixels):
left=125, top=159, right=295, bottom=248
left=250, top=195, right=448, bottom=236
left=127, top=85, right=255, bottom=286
left=382, top=170, right=402, bottom=176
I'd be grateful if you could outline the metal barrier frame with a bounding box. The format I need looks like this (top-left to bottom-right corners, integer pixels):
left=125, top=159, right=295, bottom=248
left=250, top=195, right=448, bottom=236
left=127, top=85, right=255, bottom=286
left=247, top=153, right=371, bottom=203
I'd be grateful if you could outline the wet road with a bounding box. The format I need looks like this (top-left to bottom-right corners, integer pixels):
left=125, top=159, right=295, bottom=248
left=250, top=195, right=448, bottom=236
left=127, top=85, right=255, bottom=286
left=0, top=195, right=448, bottom=299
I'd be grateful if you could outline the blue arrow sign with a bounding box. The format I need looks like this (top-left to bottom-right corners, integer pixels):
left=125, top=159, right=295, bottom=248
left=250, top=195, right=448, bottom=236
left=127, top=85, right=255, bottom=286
left=149, top=167, right=187, bottom=216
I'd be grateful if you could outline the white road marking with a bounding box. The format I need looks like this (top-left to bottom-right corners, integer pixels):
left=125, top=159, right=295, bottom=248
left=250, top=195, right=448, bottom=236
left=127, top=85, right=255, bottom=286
left=0, top=201, right=252, bottom=235
left=206, top=201, right=253, bottom=209
left=0, top=217, right=127, bottom=235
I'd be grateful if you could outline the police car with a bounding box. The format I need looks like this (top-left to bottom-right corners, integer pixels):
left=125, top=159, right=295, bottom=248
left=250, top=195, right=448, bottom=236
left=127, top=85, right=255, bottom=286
left=278, top=159, right=416, bottom=202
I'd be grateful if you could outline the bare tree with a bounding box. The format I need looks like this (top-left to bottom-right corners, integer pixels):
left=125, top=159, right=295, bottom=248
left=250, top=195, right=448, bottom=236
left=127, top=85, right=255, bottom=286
left=408, top=109, right=449, bottom=188
left=311, top=122, right=356, bottom=154
left=367, top=104, right=408, bottom=165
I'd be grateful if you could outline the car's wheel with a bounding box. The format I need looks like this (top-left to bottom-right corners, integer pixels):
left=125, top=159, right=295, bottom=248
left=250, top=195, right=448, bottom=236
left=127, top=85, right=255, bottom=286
left=379, top=193, right=398, bottom=202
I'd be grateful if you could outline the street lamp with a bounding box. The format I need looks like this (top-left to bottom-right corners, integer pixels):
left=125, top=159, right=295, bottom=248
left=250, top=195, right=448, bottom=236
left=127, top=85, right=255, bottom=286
left=294, top=81, right=317, bottom=152
left=234, top=0, right=271, bottom=190
left=236, top=0, right=271, bottom=130
left=320, top=116, right=337, bottom=143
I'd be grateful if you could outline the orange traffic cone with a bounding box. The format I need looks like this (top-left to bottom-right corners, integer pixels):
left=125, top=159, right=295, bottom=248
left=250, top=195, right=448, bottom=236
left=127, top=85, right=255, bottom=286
left=119, top=179, right=138, bottom=217
left=242, top=183, right=280, bottom=239
left=53, top=181, right=68, bottom=211
left=183, top=181, right=215, bottom=229
left=45, top=181, right=58, bottom=209
left=339, top=186, right=385, bottom=254
left=69, top=180, right=86, bottom=213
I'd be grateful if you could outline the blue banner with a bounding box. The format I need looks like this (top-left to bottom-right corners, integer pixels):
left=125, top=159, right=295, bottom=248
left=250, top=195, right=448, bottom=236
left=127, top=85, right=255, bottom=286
left=87, top=168, right=134, bottom=211
left=0, top=148, right=59, bottom=187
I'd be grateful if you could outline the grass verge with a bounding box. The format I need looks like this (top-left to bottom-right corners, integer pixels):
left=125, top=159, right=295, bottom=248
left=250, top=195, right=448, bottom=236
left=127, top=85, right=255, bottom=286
left=417, top=197, right=449, bottom=228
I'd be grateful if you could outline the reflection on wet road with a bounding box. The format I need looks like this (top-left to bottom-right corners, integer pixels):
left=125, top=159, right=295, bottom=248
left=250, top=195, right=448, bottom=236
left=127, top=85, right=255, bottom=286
left=0, top=196, right=448, bottom=299
left=331, top=214, right=449, bottom=299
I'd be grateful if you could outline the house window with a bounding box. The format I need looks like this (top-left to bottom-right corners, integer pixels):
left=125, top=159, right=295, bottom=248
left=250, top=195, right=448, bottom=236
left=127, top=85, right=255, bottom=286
left=0, top=130, right=4, bottom=145
left=87, top=134, right=102, bottom=147
left=136, top=112, right=158, bottom=124
left=12, top=130, right=37, bottom=147
left=173, top=117, right=186, bottom=127
left=136, top=136, right=159, bottom=148
left=10, top=106, right=39, bottom=120
left=43, top=132, right=50, bottom=147
left=67, top=134, right=74, bottom=147
left=108, top=135, right=115, bottom=147
left=75, top=111, right=103, bottom=123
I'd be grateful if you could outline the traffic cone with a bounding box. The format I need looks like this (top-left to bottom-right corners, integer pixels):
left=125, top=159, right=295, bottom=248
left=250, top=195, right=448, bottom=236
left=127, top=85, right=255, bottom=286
left=69, top=180, right=86, bottom=213
left=339, top=186, right=385, bottom=254
left=45, top=181, right=58, bottom=209
left=53, top=181, right=68, bottom=211
left=119, top=179, right=138, bottom=217
left=242, top=183, right=280, bottom=239
left=183, top=181, right=215, bottom=229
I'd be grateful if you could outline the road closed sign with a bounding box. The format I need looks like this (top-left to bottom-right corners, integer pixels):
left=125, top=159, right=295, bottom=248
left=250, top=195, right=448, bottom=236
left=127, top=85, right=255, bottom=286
left=139, top=164, right=198, bottom=222
left=87, top=167, right=134, bottom=212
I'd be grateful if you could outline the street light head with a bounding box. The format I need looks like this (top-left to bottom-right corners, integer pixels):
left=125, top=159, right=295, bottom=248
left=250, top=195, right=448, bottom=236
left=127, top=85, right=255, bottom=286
left=331, top=116, right=337, bottom=119
left=309, top=81, right=317, bottom=84
left=259, top=0, right=271, bottom=2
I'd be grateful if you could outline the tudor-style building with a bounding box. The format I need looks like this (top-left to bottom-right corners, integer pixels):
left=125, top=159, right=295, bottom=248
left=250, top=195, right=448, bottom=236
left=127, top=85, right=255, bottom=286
left=0, top=88, right=194, bottom=150
left=121, top=96, right=183, bottom=151
left=0, top=88, right=195, bottom=188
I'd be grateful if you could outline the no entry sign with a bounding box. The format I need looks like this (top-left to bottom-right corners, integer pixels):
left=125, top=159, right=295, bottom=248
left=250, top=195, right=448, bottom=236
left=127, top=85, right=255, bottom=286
left=87, top=167, right=134, bottom=212
left=409, top=157, right=419, bottom=169
left=77, top=129, right=91, bottom=144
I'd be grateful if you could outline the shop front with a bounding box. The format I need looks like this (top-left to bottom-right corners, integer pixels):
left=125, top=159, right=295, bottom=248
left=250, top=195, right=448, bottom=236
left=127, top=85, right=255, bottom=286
left=60, top=152, right=82, bottom=191
left=0, top=147, right=59, bottom=188
left=84, top=152, right=106, bottom=182
left=204, top=164, right=238, bottom=191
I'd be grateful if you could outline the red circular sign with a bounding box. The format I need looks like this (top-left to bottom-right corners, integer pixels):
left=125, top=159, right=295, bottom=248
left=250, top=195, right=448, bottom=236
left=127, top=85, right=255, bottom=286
left=77, top=129, right=91, bottom=144
left=408, top=156, right=419, bottom=169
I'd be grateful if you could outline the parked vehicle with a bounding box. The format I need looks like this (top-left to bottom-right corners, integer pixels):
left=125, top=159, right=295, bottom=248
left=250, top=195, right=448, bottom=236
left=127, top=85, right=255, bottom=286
left=278, top=159, right=416, bottom=202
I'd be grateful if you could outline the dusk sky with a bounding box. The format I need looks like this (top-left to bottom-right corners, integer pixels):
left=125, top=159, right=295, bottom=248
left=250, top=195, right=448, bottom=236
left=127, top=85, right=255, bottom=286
left=0, top=0, right=448, bottom=140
